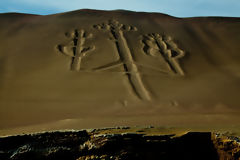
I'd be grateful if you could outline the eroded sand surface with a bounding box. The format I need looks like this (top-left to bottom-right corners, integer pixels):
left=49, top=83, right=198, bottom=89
left=0, top=10, right=240, bottom=136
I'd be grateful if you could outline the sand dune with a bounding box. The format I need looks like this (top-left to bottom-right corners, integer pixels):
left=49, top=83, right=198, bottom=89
left=0, top=9, right=240, bottom=136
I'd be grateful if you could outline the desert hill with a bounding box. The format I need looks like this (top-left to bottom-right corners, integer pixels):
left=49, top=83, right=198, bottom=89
left=0, top=9, right=240, bottom=136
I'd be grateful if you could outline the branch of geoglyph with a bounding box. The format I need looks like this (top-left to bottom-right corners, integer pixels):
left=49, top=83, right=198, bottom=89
left=79, top=46, right=95, bottom=57
left=144, top=34, right=173, bottom=59
left=143, top=34, right=163, bottom=57
left=92, top=60, right=123, bottom=72
left=93, top=20, right=137, bottom=32
left=164, top=36, right=185, bottom=58
left=76, top=30, right=94, bottom=57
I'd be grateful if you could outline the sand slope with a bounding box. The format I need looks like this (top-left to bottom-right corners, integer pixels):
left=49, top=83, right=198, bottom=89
left=0, top=10, right=240, bottom=136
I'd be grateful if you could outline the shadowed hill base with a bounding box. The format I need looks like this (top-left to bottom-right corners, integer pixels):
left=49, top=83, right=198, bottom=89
left=0, top=127, right=239, bottom=160
left=0, top=127, right=240, bottom=160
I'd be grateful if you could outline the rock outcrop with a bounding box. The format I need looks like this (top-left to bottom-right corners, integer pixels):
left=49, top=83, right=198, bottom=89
left=0, top=127, right=239, bottom=160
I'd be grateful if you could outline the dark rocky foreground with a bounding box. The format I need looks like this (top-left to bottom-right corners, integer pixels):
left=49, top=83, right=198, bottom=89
left=0, top=127, right=239, bottom=160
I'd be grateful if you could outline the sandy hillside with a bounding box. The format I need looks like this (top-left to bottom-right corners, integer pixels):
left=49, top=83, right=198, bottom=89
left=0, top=10, right=240, bottom=136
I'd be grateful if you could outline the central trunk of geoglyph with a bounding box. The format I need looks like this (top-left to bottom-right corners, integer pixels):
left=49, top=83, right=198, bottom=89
left=71, top=30, right=84, bottom=71
left=113, top=29, right=151, bottom=101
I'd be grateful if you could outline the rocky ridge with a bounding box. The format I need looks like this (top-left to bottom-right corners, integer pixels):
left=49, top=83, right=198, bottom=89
left=0, top=127, right=239, bottom=160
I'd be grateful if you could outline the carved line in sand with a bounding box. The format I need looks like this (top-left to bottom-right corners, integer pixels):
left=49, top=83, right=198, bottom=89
left=93, top=20, right=151, bottom=101
left=57, top=29, right=95, bottom=71
left=142, top=33, right=185, bottom=76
